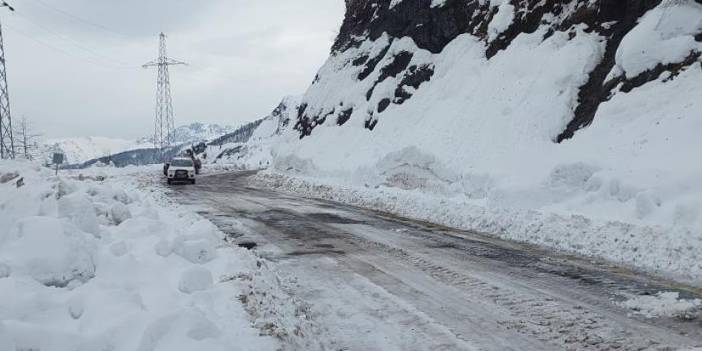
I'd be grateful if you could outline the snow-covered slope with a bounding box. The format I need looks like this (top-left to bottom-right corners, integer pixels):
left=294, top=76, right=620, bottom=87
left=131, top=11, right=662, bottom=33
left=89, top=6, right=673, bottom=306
left=212, top=96, right=301, bottom=169
left=218, top=0, right=702, bottom=282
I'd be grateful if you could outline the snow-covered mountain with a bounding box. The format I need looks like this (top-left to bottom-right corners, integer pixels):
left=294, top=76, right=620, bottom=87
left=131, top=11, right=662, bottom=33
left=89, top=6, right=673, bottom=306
left=42, top=136, right=150, bottom=165
left=216, top=0, right=702, bottom=279
left=45, top=122, right=236, bottom=165
left=137, top=123, right=237, bottom=146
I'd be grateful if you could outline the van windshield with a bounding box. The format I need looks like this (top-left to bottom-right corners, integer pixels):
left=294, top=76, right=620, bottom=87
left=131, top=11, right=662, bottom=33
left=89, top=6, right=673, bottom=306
left=171, top=159, right=193, bottom=167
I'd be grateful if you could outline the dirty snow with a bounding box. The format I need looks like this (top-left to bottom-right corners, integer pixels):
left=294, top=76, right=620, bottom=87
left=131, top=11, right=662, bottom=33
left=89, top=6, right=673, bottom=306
left=618, top=291, right=701, bottom=319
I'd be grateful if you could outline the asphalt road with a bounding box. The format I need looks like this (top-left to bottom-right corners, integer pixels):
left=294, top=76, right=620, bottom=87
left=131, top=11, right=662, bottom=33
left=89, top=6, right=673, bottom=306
left=167, top=171, right=702, bottom=351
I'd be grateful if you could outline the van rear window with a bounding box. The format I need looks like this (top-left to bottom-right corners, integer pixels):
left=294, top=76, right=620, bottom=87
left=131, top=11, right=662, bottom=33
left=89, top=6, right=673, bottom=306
left=171, top=159, right=193, bottom=167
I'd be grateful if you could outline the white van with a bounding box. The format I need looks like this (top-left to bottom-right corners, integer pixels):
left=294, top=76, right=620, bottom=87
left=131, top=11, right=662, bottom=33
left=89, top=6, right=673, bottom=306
left=166, top=158, right=196, bottom=185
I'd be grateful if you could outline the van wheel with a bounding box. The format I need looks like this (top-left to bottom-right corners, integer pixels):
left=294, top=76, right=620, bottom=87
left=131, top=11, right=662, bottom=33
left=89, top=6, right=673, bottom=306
left=191, top=179, right=196, bottom=185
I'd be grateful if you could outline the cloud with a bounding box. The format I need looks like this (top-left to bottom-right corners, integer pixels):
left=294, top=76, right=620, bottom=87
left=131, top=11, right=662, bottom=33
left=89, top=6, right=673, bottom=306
left=0, top=0, right=344, bottom=139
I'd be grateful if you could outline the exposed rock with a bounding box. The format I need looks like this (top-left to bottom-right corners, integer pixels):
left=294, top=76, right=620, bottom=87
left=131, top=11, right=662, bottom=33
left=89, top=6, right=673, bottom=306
left=337, top=108, right=354, bottom=126
left=0, top=172, right=19, bottom=184
left=378, top=98, right=392, bottom=113
left=394, top=64, right=434, bottom=104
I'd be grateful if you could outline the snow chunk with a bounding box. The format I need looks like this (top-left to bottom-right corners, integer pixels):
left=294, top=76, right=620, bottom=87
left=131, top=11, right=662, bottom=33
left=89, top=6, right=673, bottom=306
left=3, top=217, right=95, bottom=287
left=618, top=292, right=701, bottom=318
left=109, top=241, right=128, bottom=257
left=548, top=163, right=599, bottom=189
left=172, top=237, right=218, bottom=264
left=57, top=193, right=100, bottom=236
left=154, top=239, right=172, bottom=257
left=178, top=266, right=213, bottom=294
left=110, top=202, right=131, bottom=225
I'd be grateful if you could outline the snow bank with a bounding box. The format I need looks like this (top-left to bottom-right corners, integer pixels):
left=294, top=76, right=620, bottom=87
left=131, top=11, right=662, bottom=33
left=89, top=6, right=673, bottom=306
left=0, top=160, right=328, bottom=351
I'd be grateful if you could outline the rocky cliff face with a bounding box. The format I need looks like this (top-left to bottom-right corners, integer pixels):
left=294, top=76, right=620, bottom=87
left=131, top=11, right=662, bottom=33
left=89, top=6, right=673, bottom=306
left=295, top=0, right=701, bottom=141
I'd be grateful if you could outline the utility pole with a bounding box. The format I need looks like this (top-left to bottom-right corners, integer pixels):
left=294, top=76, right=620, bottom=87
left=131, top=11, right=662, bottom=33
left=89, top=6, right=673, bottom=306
left=143, top=33, right=186, bottom=158
left=0, top=1, right=15, bottom=159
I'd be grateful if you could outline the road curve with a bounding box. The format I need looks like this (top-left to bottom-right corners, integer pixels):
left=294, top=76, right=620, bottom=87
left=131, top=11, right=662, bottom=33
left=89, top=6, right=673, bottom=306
left=166, top=171, right=702, bottom=351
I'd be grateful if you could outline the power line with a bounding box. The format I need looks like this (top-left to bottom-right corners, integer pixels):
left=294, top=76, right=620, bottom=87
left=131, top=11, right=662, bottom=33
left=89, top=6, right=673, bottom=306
left=11, top=11, right=137, bottom=68
left=2, top=21, right=135, bottom=70
left=27, top=0, right=127, bottom=37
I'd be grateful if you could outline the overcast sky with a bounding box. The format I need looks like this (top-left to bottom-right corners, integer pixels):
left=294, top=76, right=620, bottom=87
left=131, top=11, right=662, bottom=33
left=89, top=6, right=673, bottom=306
left=0, top=0, right=344, bottom=139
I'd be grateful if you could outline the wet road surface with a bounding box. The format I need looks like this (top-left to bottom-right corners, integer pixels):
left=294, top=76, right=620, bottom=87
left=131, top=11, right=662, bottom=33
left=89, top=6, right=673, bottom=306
left=167, top=171, right=702, bottom=351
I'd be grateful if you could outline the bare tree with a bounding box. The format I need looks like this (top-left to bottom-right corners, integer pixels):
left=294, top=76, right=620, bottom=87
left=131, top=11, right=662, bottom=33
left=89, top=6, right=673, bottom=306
left=14, top=116, right=42, bottom=161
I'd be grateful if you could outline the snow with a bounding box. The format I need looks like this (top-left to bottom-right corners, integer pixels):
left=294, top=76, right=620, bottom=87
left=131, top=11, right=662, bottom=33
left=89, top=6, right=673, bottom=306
left=178, top=266, right=214, bottom=294
left=0, top=160, right=329, bottom=350
left=487, top=1, right=515, bottom=42
left=389, top=0, right=403, bottom=9
left=615, top=0, right=702, bottom=78
left=618, top=291, right=701, bottom=318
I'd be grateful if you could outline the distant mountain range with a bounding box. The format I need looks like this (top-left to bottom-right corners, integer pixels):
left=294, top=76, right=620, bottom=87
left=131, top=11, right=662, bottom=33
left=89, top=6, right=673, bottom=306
left=44, top=122, right=236, bottom=164
left=136, top=123, right=237, bottom=146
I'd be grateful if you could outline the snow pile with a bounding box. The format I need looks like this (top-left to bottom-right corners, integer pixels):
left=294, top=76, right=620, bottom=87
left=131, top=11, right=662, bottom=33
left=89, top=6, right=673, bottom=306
left=0, top=160, right=327, bottom=351
left=618, top=292, right=701, bottom=319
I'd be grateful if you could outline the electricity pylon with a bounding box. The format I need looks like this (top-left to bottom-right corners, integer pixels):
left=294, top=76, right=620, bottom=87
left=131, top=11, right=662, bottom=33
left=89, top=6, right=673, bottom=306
left=143, top=33, right=186, bottom=154
left=0, top=1, right=15, bottom=159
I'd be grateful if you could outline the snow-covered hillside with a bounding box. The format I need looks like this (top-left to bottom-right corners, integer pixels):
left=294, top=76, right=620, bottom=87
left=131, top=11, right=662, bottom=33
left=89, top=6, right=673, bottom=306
left=217, top=0, right=702, bottom=282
